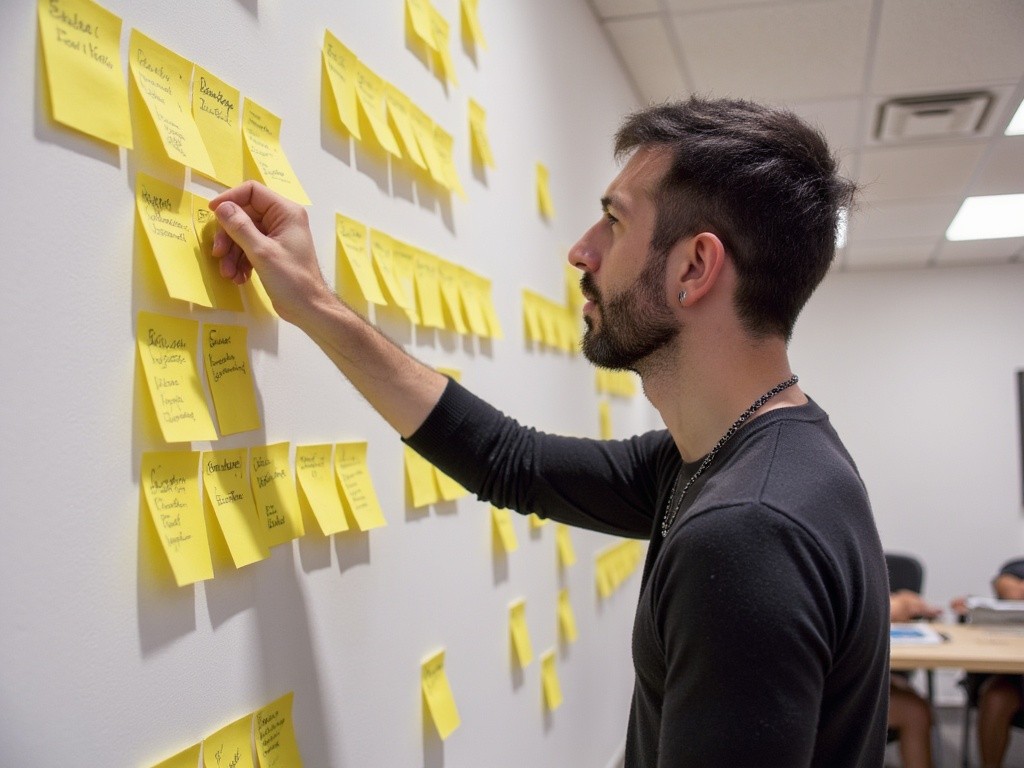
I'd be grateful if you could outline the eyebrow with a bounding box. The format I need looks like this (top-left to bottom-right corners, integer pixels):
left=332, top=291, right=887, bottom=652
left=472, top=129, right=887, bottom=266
left=601, top=194, right=628, bottom=215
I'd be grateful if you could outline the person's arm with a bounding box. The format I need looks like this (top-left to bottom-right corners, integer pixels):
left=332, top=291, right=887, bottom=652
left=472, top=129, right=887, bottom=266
left=210, top=181, right=445, bottom=438
left=993, top=573, right=1024, bottom=600
left=890, top=590, right=941, bottom=622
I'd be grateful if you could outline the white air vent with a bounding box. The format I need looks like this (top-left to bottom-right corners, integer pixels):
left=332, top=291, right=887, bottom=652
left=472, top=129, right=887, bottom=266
left=875, top=92, right=992, bottom=142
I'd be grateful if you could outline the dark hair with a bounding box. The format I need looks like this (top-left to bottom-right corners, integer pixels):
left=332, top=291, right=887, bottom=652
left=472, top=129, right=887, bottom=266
left=615, top=96, right=856, bottom=341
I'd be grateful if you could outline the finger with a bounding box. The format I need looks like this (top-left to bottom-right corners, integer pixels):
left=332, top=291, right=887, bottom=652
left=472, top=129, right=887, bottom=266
left=214, top=200, right=270, bottom=262
left=211, top=180, right=287, bottom=220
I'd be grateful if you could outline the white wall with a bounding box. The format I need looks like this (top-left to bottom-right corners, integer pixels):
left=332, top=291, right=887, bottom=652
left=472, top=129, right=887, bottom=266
left=792, top=264, right=1024, bottom=608
left=0, top=1, right=649, bottom=766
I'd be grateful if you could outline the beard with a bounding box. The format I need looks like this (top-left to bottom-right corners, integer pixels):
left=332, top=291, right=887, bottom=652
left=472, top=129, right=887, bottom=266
left=579, top=251, right=679, bottom=372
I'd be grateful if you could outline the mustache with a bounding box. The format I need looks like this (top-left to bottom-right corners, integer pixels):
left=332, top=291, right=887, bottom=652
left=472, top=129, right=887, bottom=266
left=580, top=273, right=601, bottom=304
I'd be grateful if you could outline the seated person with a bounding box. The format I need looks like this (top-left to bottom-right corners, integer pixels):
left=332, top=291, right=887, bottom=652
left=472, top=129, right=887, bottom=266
left=889, top=590, right=941, bottom=768
left=972, top=559, right=1024, bottom=768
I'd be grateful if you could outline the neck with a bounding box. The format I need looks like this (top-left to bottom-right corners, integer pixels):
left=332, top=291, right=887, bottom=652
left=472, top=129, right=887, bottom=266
left=638, top=333, right=806, bottom=462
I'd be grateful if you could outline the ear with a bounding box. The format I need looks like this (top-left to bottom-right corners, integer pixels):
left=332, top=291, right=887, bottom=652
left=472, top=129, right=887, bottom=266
left=672, top=232, right=726, bottom=307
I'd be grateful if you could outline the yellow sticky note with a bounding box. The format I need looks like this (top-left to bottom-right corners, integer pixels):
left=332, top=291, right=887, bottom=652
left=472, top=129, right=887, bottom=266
left=385, top=85, right=426, bottom=170
left=460, top=0, right=487, bottom=50
left=250, top=443, right=305, bottom=547
left=540, top=649, right=563, bottom=710
left=203, top=448, right=269, bottom=569
left=335, top=441, right=387, bottom=531
left=522, top=291, right=542, bottom=343
left=322, top=30, right=361, bottom=139
left=599, top=400, right=612, bottom=440
left=405, top=445, right=441, bottom=508
left=435, top=367, right=462, bottom=383
left=136, top=311, right=218, bottom=443
left=203, top=323, right=260, bottom=436
left=140, top=450, right=213, bottom=586
left=136, top=172, right=213, bottom=308
left=128, top=30, right=215, bottom=176
left=438, top=260, right=468, bottom=334
left=203, top=712, right=256, bottom=768
left=458, top=269, right=489, bottom=337
left=390, top=239, right=422, bottom=324
left=491, top=507, right=518, bottom=553
left=509, top=598, right=534, bottom=668
left=406, top=0, right=436, bottom=51
left=354, top=62, right=402, bottom=158
left=370, top=230, right=415, bottom=315
left=336, top=214, right=387, bottom=305
left=565, top=263, right=585, bottom=313
left=192, top=66, right=242, bottom=187
left=413, top=250, right=445, bottom=329
left=295, top=445, right=349, bottom=536
left=192, top=194, right=245, bottom=312
left=556, top=523, right=577, bottom=567
left=558, top=589, right=578, bottom=644
left=539, top=301, right=558, bottom=348
left=433, top=126, right=465, bottom=199
left=596, top=557, right=612, bottom=598
left=242, top=99, right=310, bottom=206
left=421, top=649, right=460, bottom=740
left=434, top=467, right=467, bottom=501
left=529, top=513, right=549, bottom=528
left=467, top=99, right=495, bottom=168
left=150, top=743, right=201, bottom=768
left=246, top=272, right=278, bottom=317
left=410, top=105, right=448, bottom=187
left=479, top=278, right=503, bottom=339
left=255, top=692, right=303, bottom=768
left=38, top=0, right=132, bottom=147
left=429, top=6, right=458, bottom=86
left=536, top=162, right=555, bottom=219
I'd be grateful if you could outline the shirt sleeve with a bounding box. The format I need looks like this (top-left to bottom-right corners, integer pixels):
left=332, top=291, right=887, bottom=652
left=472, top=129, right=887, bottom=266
left=404, top=377, right=675, bottom=538
left=652, top=503, right=837, bottom=766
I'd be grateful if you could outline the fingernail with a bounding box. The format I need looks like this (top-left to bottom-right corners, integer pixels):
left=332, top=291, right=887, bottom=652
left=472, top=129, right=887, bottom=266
left=216, top=202, right=236, bottom=217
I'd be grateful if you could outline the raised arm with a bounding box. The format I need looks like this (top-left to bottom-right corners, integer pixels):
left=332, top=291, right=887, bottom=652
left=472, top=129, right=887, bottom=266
left=210, top=181, right=446, bottom=438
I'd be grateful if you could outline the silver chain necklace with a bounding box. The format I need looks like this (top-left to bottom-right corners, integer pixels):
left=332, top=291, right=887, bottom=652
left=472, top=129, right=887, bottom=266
left=660, top=375, right=799, bottom=538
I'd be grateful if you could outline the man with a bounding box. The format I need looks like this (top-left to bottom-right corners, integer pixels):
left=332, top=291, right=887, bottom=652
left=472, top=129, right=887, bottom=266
left=211, top=97, right=890, bottom=766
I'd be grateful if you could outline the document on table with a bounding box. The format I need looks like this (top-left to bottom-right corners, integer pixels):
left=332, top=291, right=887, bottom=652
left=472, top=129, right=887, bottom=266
left=890, top=623, right=946, bottom=645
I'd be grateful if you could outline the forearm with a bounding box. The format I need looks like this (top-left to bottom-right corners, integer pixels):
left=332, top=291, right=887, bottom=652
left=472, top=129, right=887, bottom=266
left=296, top=289, right=447, bottom=438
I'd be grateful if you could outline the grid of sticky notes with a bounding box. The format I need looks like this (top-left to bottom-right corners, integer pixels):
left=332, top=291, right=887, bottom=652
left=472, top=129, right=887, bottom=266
left=322, top=31, right=464, bottom=197
left=148, top=692, right=301, bottom=768
left=595, top=539, right=645, bottom=599
left=521, top=289, right=580, bottom=353
left=336, top=214, right=502, bottom=339
left=140, top=442, right=385, bottom=586
left=38, top=5, right=309, bottom=202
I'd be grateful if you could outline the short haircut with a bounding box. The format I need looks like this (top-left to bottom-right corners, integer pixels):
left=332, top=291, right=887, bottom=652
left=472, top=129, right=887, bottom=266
left=615, top=96, right=857, bottom=341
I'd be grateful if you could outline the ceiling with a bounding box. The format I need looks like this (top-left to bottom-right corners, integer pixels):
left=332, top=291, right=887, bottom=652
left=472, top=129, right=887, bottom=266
left=584, top=0, right=1024, bottom=271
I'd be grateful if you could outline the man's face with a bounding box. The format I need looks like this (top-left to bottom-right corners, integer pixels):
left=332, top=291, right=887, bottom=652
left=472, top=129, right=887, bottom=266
left=571, top=147, right=679, bottom=371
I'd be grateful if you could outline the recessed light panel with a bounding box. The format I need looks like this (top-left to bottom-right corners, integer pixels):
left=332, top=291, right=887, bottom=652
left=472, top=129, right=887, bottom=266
left=946, top=194, right=1024, bottom=241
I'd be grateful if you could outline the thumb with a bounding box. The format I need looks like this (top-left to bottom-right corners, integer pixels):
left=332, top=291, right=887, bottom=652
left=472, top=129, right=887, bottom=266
left=213, top=201, right=268, bottom=260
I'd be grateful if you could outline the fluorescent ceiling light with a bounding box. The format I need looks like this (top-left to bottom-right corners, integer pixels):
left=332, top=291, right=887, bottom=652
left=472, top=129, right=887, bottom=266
left=946, top=194, right=1024, bottom=241
left=1007, top=98, right=1024, bottom=136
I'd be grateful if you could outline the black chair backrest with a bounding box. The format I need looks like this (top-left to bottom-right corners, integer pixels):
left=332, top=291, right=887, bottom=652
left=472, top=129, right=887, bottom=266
left=885, top=553, right=924, bottom=594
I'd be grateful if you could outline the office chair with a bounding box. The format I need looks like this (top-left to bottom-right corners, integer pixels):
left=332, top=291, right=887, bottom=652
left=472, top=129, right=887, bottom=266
left=885, top=553, right=937, bottom=754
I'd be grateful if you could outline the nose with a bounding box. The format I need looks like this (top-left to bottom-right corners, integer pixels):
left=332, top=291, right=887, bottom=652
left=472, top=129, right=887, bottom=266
left=569, top=220, right=603, bottom=273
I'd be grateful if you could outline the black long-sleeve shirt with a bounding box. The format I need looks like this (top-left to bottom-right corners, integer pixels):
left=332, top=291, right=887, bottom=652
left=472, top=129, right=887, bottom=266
left=406, top=379, right=890, bottom=767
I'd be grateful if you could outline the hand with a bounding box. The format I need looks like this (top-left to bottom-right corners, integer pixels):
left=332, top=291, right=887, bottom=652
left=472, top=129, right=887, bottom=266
left=210, top=181, right=332, bottom=326
left=890, top=590, right=941, bottom=623
left=950, top=595, right=969, bottom=616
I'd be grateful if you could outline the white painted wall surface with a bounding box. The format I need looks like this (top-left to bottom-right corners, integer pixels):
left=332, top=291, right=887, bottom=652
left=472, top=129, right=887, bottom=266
left=0, top=1, right=649, bottom=765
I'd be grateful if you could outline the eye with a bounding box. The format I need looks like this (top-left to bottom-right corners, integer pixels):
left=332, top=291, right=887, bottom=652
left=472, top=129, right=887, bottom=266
left=604, top=211, right=619, bottom=226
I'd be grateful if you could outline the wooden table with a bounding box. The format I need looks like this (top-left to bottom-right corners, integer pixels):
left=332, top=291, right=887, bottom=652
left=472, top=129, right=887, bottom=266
left=890, top=622, right=1024, bottom=674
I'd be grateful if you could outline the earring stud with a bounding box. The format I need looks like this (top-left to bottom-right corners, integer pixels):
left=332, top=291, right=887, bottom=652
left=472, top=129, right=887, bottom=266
left=678, top=290, right=687, bottom=305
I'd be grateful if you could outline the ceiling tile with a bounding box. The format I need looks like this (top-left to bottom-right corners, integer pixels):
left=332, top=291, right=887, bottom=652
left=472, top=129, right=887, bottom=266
left=847, top=199, right=961, bottom=242
left=590, top=0, right=659, bottom=19
left=787, top=98, right=864, bottom=155
left=857, top=142, right=987, bottom=203
left=871, top=0, right=1024, bottom=94
left=842, top=239, right=937, bottom=270
left=935, top=237, right=1024, bottom=266
left=605, top=17, right=689, bottom=103
left=969, top=136, right=1024, bottom=196
left=669, top=0, right=871, bottom=102
left=664, top=0, right=778, bottom=9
